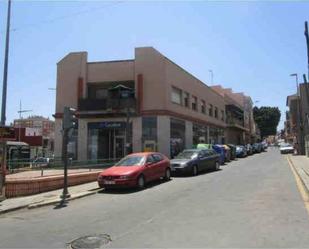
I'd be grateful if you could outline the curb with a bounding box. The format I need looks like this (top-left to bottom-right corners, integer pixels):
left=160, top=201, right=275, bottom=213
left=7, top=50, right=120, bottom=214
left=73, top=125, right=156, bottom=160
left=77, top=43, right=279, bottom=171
left=0, top=190, right=98, bottom=215
left=28, top=191, right=97, bottom=209
left=287, top=155, right=309, bottom=197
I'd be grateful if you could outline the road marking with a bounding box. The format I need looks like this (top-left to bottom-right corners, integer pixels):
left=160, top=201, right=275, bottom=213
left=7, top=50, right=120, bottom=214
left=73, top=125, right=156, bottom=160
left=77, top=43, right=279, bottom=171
left=286, top=156, right=309, bottom=217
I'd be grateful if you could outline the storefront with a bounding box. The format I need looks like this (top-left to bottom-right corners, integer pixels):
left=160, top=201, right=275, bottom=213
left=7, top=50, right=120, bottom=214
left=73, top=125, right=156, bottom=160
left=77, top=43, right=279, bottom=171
left=193, top=123, right=208, bottom=146
left=87, top=121, right=132, bottom=160
left=170, top=118, right=186, bottom=158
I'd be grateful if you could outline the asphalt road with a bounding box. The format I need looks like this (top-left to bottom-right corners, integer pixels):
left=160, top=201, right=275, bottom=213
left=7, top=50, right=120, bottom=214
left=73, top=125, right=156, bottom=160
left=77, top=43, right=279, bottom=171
left=1, top=148, right=309, bottom=248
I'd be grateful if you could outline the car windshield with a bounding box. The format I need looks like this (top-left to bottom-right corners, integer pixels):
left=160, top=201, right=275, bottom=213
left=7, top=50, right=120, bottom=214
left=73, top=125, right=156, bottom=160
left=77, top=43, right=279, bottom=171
left=281, top=144, right=292, bottom=148
left=115, top=156, right=145, bottom=166
left=175, top=151, right=198, bottom=159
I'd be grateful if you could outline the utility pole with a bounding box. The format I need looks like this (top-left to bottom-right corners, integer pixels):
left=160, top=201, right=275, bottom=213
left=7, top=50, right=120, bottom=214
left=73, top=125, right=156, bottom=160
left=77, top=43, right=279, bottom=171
left=305, top=21, right=309, bottom=79
left=17, top=100, right=32, bottom=142
left=1, top=0, right=12, bottom=125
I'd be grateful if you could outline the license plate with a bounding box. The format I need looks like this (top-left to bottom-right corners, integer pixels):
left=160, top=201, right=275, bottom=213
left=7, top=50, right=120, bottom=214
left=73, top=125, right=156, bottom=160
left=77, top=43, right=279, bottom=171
left=171, top=168, right=176, bottom=171
left=104, top=180, right=115, bottom=185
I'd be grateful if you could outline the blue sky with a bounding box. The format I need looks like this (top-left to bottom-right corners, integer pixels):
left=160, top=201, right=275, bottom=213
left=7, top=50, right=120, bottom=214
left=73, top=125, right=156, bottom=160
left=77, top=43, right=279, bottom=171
left=0, top=0, right=308, bottom=130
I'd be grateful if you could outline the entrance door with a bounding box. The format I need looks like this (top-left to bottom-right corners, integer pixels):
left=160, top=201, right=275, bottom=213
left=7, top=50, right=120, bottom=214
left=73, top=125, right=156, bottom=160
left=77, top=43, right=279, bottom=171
left=114, top=136, right=125, bottom=159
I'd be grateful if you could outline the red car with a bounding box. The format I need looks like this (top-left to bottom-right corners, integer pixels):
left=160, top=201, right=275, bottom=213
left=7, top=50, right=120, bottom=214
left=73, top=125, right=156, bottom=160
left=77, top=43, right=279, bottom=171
left=98, top=152, right=171, bottom=189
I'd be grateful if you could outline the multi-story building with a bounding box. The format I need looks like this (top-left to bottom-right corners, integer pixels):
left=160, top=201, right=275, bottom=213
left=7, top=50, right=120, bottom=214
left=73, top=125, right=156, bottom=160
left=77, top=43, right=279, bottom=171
left=211, top=85, right=257, bottom=144
left=13, top=116, right=55, bottom=157
left=54, top=47, right=227, bottom=160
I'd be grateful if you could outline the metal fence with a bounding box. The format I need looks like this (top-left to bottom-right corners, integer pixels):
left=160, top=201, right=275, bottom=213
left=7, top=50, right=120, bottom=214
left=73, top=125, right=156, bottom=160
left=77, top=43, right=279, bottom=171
left=6, top=158, right=121, bottom=175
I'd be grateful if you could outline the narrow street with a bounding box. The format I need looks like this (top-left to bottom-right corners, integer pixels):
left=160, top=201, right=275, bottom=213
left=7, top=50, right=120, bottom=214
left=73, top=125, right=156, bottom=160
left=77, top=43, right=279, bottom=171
left=1, top=148, right=309, bottom=248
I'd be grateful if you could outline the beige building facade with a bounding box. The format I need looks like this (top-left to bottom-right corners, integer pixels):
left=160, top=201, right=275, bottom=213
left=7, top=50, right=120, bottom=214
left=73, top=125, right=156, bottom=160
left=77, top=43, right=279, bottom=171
left=54, top=47, right=227, bottom=160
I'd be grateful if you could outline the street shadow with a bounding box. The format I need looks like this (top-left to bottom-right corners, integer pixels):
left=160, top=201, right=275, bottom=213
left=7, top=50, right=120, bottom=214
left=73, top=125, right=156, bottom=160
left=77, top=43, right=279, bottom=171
left=97, top=178, right=172, bottom=195
left=53, top=198, right=69, bottom=209
left=172, top=168, right=222, bottom=178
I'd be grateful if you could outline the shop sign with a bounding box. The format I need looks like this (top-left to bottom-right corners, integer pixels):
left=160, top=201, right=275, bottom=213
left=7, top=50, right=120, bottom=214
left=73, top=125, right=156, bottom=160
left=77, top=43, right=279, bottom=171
left=89, top=122, right=126, bottom=130
left=0, top=126, right=15, bottom=140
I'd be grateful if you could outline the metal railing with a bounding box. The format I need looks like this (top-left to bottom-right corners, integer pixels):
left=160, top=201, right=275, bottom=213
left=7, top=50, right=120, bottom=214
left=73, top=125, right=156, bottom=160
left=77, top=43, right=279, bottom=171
left=6, top=158, right=121, bottom=176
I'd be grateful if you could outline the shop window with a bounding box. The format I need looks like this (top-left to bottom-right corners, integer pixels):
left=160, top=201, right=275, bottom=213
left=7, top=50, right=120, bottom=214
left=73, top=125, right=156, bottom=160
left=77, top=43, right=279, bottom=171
left=215, top=107, right=218, bottom=119
left=192, top=96, right=198, bottom=111
left=171, top=86, right=182, bottom=105
left=183, top=92, right=190, bottom=108
left=170, top=118, right=186, bottom=158
left=193, top=123, right=208, bottom=145
left=209, top=104, right=213, bottom=117
left=142, top=117, right=157, bottom=152
left=201, top=100, right=206, bottom=114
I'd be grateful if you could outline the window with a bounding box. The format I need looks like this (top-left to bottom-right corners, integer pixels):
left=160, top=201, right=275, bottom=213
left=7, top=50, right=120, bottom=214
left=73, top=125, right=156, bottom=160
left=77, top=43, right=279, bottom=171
left=221, top=110, right=225, bottom=121
left=215, top=107, right=218, bottom=119
left=171, top=86, right=182, bottom=105
left=183, top=92, right=190, bottom=108
left=201, top=100, right=206, bottom=114
left=209, top=104, right=213, bottom=117
left=146, top=155, right=155, bottom=164
left=192, top=96, right=198, bottom=111
left=153, top=154, right=163, bottom=162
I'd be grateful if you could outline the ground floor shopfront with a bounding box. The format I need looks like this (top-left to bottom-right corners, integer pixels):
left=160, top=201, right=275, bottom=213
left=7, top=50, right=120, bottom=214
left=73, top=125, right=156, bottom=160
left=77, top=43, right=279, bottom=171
left=54, top=116, right=225, bottom=160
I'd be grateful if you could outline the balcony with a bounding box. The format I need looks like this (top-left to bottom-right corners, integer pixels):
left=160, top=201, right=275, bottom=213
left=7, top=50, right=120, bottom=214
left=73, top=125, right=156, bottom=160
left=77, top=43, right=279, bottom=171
left=226, top=117, right=247, bottom=131
left=78, top=98, right=137, bottom=114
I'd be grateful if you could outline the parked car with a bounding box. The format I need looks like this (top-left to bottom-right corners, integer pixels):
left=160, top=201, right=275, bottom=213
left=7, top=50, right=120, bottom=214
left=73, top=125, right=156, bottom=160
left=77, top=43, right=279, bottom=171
left=170, top=149, right=220, bottom=176
left=252, top=143, right=262, bottom=153
left=227, top=144, right=237, bottom=160
left=222, top=145, right=231, bottom=162
left=30, top=157, right=54, bottom=168
left=279, top=143, right=294, bottom=154
left=212, top=145, right=225, bottom=165
left=97, top=152, right=171, bottom=189
left=246, top=144, right=253, bottom=155
left=261, top=141, right=268, bottom=151
left=236, top=145, right=247, bottom=158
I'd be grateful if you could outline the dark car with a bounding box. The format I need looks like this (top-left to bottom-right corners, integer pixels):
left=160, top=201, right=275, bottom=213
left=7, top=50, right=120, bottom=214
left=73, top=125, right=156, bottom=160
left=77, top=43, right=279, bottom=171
left=246, top=144, right=253, bottom=155
left=170, top=149, right=220, bottom=176
left=252, top=143, right=262, bottom=153
left=236, top=145, right=247, bottom=158
left=227, top=144, right=237, bottom=160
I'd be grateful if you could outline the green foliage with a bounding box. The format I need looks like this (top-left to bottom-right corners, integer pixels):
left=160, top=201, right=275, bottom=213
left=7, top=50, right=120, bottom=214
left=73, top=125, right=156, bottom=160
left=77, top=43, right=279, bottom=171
left=253, top=106, right=281, bottom=138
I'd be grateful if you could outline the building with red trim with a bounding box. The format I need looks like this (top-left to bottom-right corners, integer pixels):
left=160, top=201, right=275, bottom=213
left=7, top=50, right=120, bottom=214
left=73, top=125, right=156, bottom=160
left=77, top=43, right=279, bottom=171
left=55, top=47, right=231, bottom=160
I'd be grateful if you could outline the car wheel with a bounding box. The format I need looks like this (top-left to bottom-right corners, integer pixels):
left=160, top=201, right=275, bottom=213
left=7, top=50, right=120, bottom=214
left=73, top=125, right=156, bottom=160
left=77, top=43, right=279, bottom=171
left=137, top=175, right=145, bottom=189
left=215, top=161, right=220, bottom=171
left=164, top=168, right=171, bottom=181
left=192, top=165, right=198, bottom=176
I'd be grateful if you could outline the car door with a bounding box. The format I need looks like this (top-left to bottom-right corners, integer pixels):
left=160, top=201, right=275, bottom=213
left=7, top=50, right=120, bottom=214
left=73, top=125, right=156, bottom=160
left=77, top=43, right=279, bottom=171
left=152, top=154, right=165, bottom=178
left=197, top=150, right=207, bottom=171
left=206, top=150, right=217, bottom=169
left=144, top=155, right=157, bottom=181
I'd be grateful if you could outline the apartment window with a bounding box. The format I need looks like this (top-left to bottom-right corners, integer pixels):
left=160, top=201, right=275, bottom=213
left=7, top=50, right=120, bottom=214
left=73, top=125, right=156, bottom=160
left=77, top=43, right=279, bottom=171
left=183, top=92, right=190, bottom=108
left=215, top=107, right=218, bottom=119
left=171, top=87, right=182, bottom=105
left=201, top=100, right=206, bottom=114
left=192, top=96, right=198, bottom=111
left=209, top=104, right=213, bottom=117
left=221, top=110, right=225, bottom=121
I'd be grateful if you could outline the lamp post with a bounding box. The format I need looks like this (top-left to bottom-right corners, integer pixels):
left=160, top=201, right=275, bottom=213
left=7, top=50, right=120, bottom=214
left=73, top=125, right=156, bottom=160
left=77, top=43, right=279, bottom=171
left=1, top=0, right=12, bottom=125
left=17, top=100, right=32, bottom=142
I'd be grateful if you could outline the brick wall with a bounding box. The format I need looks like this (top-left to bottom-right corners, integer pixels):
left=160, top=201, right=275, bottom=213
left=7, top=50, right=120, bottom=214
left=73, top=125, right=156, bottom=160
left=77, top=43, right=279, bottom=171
left=5, top=171, right=100, bottom=198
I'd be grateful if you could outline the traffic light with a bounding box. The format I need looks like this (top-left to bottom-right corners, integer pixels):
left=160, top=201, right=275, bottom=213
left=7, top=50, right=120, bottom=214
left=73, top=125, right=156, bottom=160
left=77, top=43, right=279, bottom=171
left=62, top=107, right=77, bottom=130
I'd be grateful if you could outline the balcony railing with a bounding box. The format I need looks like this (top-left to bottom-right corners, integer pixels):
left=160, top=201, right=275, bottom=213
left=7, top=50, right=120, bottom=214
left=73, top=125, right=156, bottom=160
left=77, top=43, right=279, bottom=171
left=226, top=117, right=245, bottom=129
left=78, top=98, right=136, bottom=113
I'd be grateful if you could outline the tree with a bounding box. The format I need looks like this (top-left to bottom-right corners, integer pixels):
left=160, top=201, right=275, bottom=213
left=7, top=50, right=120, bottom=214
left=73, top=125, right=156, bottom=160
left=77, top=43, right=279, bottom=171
left=253, top=106, right=281, bottom=138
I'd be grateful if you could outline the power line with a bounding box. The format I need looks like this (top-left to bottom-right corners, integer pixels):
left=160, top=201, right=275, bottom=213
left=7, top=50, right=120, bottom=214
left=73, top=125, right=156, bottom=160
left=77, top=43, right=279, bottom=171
left=0, top=1, right=124, bottom=34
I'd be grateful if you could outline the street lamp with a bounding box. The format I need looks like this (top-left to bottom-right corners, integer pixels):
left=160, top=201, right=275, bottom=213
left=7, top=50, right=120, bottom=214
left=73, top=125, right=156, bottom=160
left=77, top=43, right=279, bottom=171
left=17, top=100, right=32, bottom=141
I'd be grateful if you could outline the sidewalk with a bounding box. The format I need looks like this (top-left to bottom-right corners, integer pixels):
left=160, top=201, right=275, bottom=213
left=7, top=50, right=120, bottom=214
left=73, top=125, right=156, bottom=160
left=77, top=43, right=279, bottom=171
left=0, top=181, right=99, bottom=215
left=288, top=154, right=309, bottom=196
